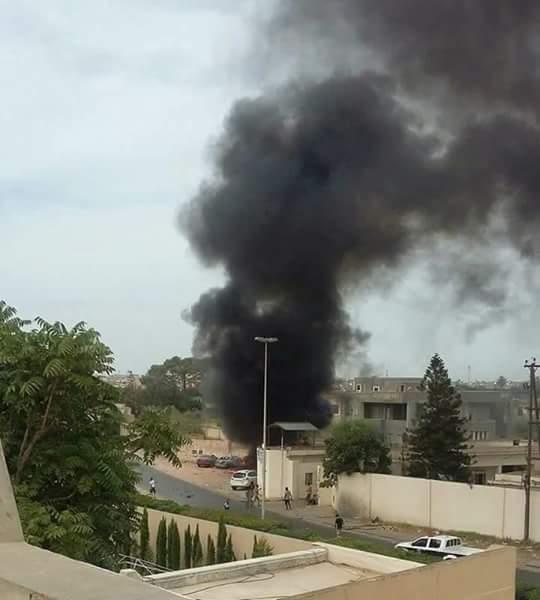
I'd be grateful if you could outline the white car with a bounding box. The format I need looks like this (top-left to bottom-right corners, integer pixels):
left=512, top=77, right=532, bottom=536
left=230, top=469, right=257, bottom=491
left=395, top=535, right=482, bottom=559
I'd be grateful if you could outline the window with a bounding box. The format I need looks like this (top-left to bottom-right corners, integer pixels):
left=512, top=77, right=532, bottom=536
left=372, top=385, right=381, bottom=392
left=473, top=472, right=486, bottom=485
left=411, top=538, right=428, bottom=548
left=356, top=384, right=362, bottom=392
left=428, top=539, right=441, bottom=548
left=305, top=472, right=313, bottom=486
left=400, top=384, right=406, bottom=392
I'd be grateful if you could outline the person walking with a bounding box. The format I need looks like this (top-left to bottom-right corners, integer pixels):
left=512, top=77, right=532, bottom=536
left=305, top=484, right=313, bottom=505
left=254, top=485, right=261, bottom=507
left=246, top=481, right=255, bottom=508
left=283, top=487, right=292, bottom=510
left=223, top=498, right=230, bottom=510
left=149, top=478, right=157, bottom=496
left=335, top=513, right=344, bottom=537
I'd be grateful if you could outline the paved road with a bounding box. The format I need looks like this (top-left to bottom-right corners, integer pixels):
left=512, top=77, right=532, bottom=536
left=138, top=464, right=540, bottom=587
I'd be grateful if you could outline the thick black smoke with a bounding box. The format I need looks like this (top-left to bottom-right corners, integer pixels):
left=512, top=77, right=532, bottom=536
left=183, top=3, right=540, bottom=446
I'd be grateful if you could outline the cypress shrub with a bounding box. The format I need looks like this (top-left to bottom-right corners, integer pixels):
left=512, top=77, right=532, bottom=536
left=206, top=535, right=216, bottom=565
left=167, top=520, right=181, bottom=570
left=140, top=508, right=151, bottom=561
left=155, top=517, right=167, bottom=567
left=216, top=516, right=227, bottom=563
left=184, top=525, right=192, bottom=569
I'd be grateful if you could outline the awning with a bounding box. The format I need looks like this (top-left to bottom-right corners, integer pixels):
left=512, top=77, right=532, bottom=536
left=269, top=422, right=319, bottom=432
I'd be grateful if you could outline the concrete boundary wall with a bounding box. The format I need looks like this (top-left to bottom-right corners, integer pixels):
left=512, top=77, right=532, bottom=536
left=148, top=548, right=327, bottom=589
left=290, top=546, right=516, bottom=600
left=337, top=473, right=539, bottom=541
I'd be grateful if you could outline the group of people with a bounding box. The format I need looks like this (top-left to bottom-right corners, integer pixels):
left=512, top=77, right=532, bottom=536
left=150, top=477, right=345, bottom=536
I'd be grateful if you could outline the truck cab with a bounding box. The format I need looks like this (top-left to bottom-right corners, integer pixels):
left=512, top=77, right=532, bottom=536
left=395, top=535, right=481, bottom=558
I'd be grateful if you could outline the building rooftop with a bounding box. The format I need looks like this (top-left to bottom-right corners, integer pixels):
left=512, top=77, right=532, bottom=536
left=174, top=560, right=377, bottom=600
left=147, top=545, right=422, bottom=600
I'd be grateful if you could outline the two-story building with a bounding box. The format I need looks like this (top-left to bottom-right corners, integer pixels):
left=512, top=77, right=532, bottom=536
left=326, top=376, right=529, bottom=482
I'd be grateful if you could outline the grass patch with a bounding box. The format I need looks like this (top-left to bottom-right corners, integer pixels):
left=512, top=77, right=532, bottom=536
left=137, top=494, right=435, bottom=564
left=137, top=494, right=288, bottom=533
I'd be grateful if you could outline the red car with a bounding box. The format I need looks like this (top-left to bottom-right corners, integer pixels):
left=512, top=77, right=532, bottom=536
left=196, top=454, right=217, bottom=468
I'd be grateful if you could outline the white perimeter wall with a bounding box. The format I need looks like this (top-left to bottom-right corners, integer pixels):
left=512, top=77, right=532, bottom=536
left=337, top=473, right=530, bottom=541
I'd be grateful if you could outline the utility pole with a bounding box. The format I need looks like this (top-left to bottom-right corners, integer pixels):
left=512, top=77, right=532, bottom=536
left=254, top=337, right=278, bottom=520
left=523, top=358, right=539, bottom=542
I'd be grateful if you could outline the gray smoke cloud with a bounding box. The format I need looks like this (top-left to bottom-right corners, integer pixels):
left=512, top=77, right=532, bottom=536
left=182, top=2, right=540, bottom=446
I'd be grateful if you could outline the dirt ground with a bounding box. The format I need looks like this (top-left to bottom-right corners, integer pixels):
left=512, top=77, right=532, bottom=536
left=153, top=456, right=246, bottom=499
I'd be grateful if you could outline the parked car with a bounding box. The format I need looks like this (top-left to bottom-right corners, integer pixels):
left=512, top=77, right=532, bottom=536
left=395, top=535, right=482, bottom=559
left=215, top=456, right=242, bottom=469
left=230, top=469, right=257, bottom=491
left=196, top=454, right=217, bottom=468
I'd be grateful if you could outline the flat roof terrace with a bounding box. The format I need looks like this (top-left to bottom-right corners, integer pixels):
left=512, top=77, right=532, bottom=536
left=146, top=545, right=422, bottom=600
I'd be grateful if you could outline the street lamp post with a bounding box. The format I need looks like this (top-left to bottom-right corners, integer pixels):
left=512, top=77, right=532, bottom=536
left=255, top=336, right=278, bottom=520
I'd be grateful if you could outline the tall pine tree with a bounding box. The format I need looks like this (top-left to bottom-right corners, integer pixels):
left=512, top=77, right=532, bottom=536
left=408, top=354, right=471, bottom=482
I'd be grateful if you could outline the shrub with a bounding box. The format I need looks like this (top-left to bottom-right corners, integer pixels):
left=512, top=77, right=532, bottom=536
left=139, top=508, right=151, bottom=561
left=184, top=525, right=192, bottom=569
left=206, top=535, right=216, bottom=565
left=167, top=520, right=181, bottom=570
left=225, top=533, right=236, bottom=562
left=252, top=535, right=273, bottom=558
left=155, top=517, right=167, bottom=567
left=217, top=516, right=227, bottom=563
left=192, top=524, right=204, bottom=567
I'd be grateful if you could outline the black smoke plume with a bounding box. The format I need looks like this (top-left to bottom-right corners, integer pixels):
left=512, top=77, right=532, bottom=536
left=183, top=3, right=540, bottom=446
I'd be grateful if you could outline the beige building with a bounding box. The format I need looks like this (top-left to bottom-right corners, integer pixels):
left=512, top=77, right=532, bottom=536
left=257, top=422, right=326, bottom=501
left=328, top=376, right=529, bottom=483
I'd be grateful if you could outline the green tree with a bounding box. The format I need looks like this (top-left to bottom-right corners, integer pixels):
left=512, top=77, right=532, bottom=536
left=496, top=375, right=508, bottom=388
left=192, top=524, right=203, bottom=567
left=216, top=516, right=227, bottom=563
left=206, top=534, right=216, bottom=565
left=167, top=520, right=181, bottom=570
left=155, top=517, right=167, bottom=567
left=140, top=508, right=151, bottom=561
left=225, top=533, right=235, bottom=562
left=184, top=525, right=192, bottom=569
left=252, top=535, right=273, bottom=558
left=121, top=356, right=206, bottom=415
left=323, top=420, right=391, bottom=485
left=408, top=354, right=472, bottom=482
left=0, top=301, right=189, bottom=568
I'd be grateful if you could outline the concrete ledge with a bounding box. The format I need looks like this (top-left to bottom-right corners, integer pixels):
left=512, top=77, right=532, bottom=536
left=145, top=548, right=328, bottom=589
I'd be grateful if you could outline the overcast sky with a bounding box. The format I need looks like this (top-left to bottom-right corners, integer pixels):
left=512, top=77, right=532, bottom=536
left=2, top=1, right=537, bottom=381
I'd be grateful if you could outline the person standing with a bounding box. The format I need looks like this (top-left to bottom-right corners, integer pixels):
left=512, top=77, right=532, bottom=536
left=223, top=498, right=230, bottom=510
left=254, top=485, right=261, bottom=507
left=283, top=487, right=292, bottom=510
left=149, top=478, right=157, bottom=496
left=305, top=484, right=313, bottom=505
left=335, top=513, right=344, bottom=537
left=246, top=481, right=255, bottom=508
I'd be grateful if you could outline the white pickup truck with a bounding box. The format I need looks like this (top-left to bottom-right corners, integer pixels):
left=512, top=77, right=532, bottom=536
left=395, top=535, right=483, bottom=559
